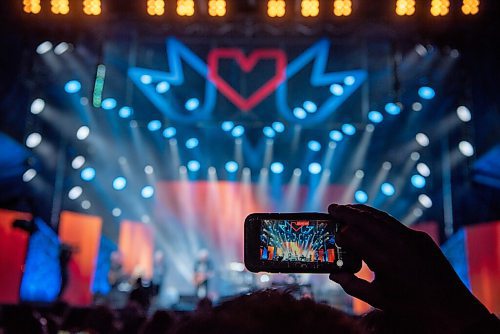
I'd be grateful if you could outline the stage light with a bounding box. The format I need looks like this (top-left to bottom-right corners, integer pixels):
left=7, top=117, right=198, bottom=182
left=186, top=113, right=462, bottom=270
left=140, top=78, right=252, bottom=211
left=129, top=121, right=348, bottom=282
left=341, top=123, right=356, bottom=136
left=431, top=0, right=450, bottom=16
left=260, top=274, right=270, bottom=283
left=344, top=75, right=356, bottom=86
left=147, top=120, right=162, bottom=132
left=144, top=165, right=154, bottom=174
left=118, top=156, right=127, bottom=165
left=112, top=208, right=122, bottom=217
left=36, top=41, right=53, bottom=55
left=411, top=174, right=426, bottom=188
left=147, top=0, right=165, bottom=16
left=185, top=97, right=200, bottom=111
left=23, top=169, right=37, bottom=183
left=68, top=186, right=83, bottom=200
left=185, top=138, right=199, bottom=149
left=417, top=162, right=431, bottom=177
left=385, top=102, right=401, bottom=115
left=50, top=0, right=69, bottom=15
left=381, top=182, right=395, bottom=196
left=177, top=0, right=195, bottom=16
left=76, top=126, right=90, bottom=140
left=225, top=161, right=239, bottom=173
left=303, top=101, right=317, bottom=113
left=354, top=190, right=368, bottom=203
left=187, top=160, right=201, bottom=172
left=308, top=162, right=322, bottom=175
left=112, top=177, right=127, bottom=190
left=308, top=140, right=321, bottom=152
left=329, top=130, right=343, bottom=142
left=81, top=167, right=96, bottom=181
left=272, top=121, right=285, bottom=133
left=141, top=186, right=155, bottom=198
left=156, top=81, right=170, bottom=93
left=267, top=0, right=286, bottom=18
left=462, top=0, right=479, bottom=15
left=415, top=133, right=430, bottom=147
left=355, top=169, right=365, bottom=178
left=270, top=162, right=284, bottom=174
left=412, top=102, right=423, bottom=111
left=418, top=194, right=433, bottom=208
left=64, top=80, right=81, bottom=94
left=23, top=0, right=41, bottom=14
left=330, top=83, right=344, bottom=96
left=301, top=0, right=319, bottom=17
left=411, top=152, right=420, bottom=161
left=456, top=106, right=471, bottom=122
left=396, top=0, right=415, bottom=16
left=54, top=42, right=70, bottom=55
left=418, top=86, right=435, bottom=100
left=368, top=111, right=383, bottom=123
left=72, top=156, right=85, bottom=169
left=293, top=107, right=307, bottom=119
left=383, top=161, right=392, bottom=170
left=208, top=0, right=226, bottom=17
left=333, top=0, right=352, bottom=17
left=263, top=126, right=276, bottom=138
left=83, top=0, right=101, bottom=15
left=118, top=106, right=133, bottom=118
left=458, top=141, right=474, bottom=157
left=163, top=127, right=176, bottom=138
left=231, top=125, right=245, bottom=138
left=30, top=99, right=45, bottom=115
left=101, top=98, right=117, bottom=110
left=140, top=74, right=153, bottom=84
left=26, top=132, right=42, bottom=148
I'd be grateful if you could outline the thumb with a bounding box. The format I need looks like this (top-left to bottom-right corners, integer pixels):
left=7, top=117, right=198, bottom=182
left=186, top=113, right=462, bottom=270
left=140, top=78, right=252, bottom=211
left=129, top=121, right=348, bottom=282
left=329, top=272, right=383, bottom=309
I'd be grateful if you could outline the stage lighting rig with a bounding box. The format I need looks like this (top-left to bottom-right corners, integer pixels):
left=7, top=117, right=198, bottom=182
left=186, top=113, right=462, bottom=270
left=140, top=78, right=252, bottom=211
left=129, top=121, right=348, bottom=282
left=301, top=0, right=319, bottom=17
left=462, top=0, right=479, bottom=15
left=396, top=0, right=415, bottom=16
left=267, top=0, right=286, bottom=18
left=177, top=0, right=195, bottom=16
left=333, top=0, right=352, bottom=17
left=83, top=0, right=101, bottom=15
left=147, top=0, right=165, bottom=16
left=208, top=0, right=226, bottom=17
left=50, top=0, right=69, bottom=15
left=430, top=0, right=450, bottom=16
left=23, top=0, right=41, bottom=14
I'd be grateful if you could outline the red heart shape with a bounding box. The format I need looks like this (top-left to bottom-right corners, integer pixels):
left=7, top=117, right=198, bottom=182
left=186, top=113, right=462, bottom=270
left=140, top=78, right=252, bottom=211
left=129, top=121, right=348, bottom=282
left=208, top=48, right=287, bottom=111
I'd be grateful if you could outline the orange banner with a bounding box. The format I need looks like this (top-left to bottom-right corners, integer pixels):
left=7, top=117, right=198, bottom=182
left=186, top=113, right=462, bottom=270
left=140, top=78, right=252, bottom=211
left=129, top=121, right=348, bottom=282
left=118, top=220, right=154, bottom=279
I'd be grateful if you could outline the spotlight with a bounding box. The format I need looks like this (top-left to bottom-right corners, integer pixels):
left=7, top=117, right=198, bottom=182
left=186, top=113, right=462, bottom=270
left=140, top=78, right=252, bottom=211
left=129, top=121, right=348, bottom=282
left=381, top=182, right=395, bottom=196
left=231, top=125, right=245, bottom=138
left=411, top=174, right=426, bottom=188
left=51, top=0, right=70, bottom=15
left=71, top=156, right=85, bottom=169
left=301, top=0, right=319, bottom=17
left=140, top=75, right=153, bottom=84
left=185, top=97, right=200, bottom=111
left=344, top=76, right=356, bottom=86
left=456, top=106, right=471, bottom=122
left=462, top=0, right=480, bottom=15
left=118, top=106, right=133, bottom=118
left=303, top=101, right=317, bottom=113
left=263, top=127, right=276, bottom=138
left=417, top=163, right=431, bottom=177
left=458, top=141, right=474, bottom=157
left=81, top=200, right=91, bottom=209
left=177, top=0, right=195, bottom=16
left=354, top=190, right=368, bottom=203
left=383, top=161, right=392, bottom=170
left=30, top=98, right=45, bottom=115
left=368, top=111, right=383, bottom=123
left=101, top=98, right=117, bottom=110
left=112, top=208, right=122, bottom=217
left=141, top=186, right=155, bottom=198
left=341, top=123, right=356, bottom=136
left=415, top=133, right=430, bottom=147
left=156, top=81, right=170, bottom=93
left=260, top=274, right=270, bottom=283
left=267, top=0, right=286, bottom=17
left=329, top=130, right=343, bottom=142
left=272, top=121, right=285, bottom=133
left=36, top=41, right=53, bottom=54
left=225, top=161, right=239, bottom=173
left=26, top=132, right=42, bottom=148
left=385, top=102, right=401, bottom=115
left=22, top=169, right=37, bottom=182
left=221, top=121, right=234, bottom=132
left=415, top=44, right=428, bottom=57
left=355, top=170, right=365, bottom=178
left=270, top=162, right=284, bottom=174
left=308, top=140, right=321, bottom=152
left=185, top=138, right=199, bottom=149
left=187, top=160, right=201, bottom=172
left=365, top=124, right=375, bottom=132
left=76, top=126, right=90, bottom=140
left=396, top=0, right=416, bottom=16
left=163, top=127, right=176, bottom=138
left=330, top=84, right=344, bottom=96
left=208, top=0, right=226, bottom=17
left=413, top=208, right=423, bottom=217
left=112, top=177, right=127, bottom=190
left=147, top=0, right=165, bottom=16
left=411, top=152, right=420, bottom=161
left=68, top=186, right=83, bottom=200
left=83, top=0, right=102, bottom=15
left=64, top=80, right=81, bottom=94
left=81, top=167, right=96, bottom=181
left=293, top=107, right=307, bottom=119
left=412, top=102, right=423, bottom=111
left=23, top=0, right=41, bottom=14
left=418, top=194, right=433, bottom=208
left=144, top=165, right=154, bottom=175
left=333, top=0, right=352, bottom=16
left=54, top=42, right=70, bottom=55
left=418, top=86, right=436, bottom=100
left=308, top=162, right=322, bottom=175
left=147, top=120, right=162, bottom=132
left=431, top=0, right=450, bottom=16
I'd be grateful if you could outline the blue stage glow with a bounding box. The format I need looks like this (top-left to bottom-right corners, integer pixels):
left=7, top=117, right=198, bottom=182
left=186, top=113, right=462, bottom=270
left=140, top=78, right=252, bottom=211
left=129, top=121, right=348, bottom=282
left=112, top=177, right=127, bottom=190
left=221, top=121, right=234, bottom=132
left=187, top=160, right=201, bottom=172
left=141, top=186, right=155, bottom=199
left=303, top=101, right=317, bottom=113
left=308, top=162, right=322, bottom=175
left=330, top=83, right=344, bottom=96
left=272, top=121, right=285, bottom=133
left=418, top=86, right=435, bottom=100
left=293, top=107, right=307, bottom=119
left=344, top=76, right=356, bottom=86
left=385, top=102, right=401, bottom=115
left=101, top=98, right=117, bottom=110
left=163, top=127, right=176, bottom=138
left=185, top=138, right=199, bottom=149
left=231, top=125, right=245, bottom=137
left=156, top=81, right=170, bottom=94
left=381, top=182, right=395, bottom=196
left=354, top=190, right=368, bottom=203
left=80, top=167, right=95, bottom=181
left=147, top=120, right=162, bottom=132
left=270, top=162, right=284, bottom=174
left=140, top=74, right=152, bottom=84
left=342, top=123, right=356, bottom=136
left=185, top=97, right=200, bottom=111
left=64, top=80, right=81, bottom=94
left=329, top=130, right=344, bottom=142
left=118, top=106, right=133, bottom=118
left=411, top=174, right=426, bottom=188
left=368, top=110, right=384, bottom=123
left=263, top=126, right=276, bottom=138
left=225, top=161, right=239, bottom=173
left=308, top=140, right=321, bottom=152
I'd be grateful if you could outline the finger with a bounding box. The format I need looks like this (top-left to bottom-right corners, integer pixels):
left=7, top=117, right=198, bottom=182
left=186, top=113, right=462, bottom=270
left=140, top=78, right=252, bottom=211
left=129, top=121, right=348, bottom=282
left=329, top=272, right=383, bottom=309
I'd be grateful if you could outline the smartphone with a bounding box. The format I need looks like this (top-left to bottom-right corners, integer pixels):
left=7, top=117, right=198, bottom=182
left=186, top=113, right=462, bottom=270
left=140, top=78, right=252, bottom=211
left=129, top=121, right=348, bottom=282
left=244, top=213, right=362, bottom=274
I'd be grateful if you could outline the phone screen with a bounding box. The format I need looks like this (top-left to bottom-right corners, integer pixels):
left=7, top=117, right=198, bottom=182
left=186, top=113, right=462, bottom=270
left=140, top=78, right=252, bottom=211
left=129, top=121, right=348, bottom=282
left=259, top=219, right=338, bottom=264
